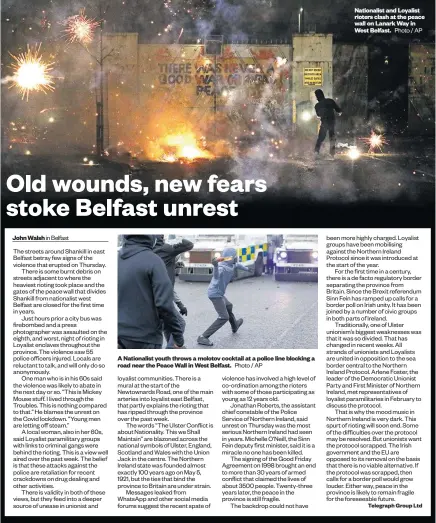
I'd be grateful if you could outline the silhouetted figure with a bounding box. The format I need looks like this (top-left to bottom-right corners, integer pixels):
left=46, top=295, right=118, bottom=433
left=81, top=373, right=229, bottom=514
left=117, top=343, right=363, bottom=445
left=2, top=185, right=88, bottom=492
left=314, top=89, right=342, bottom=157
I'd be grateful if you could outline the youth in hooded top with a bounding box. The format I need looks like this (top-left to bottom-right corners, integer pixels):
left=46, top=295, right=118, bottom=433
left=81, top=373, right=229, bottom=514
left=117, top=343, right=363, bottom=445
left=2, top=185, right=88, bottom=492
left=197, top=247, right=253, bottom=346
left=314, top=89, right=342, bottom=157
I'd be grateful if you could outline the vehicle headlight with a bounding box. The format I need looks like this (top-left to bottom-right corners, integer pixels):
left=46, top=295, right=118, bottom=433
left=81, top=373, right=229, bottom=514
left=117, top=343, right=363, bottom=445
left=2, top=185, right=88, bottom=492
left=280, top=251, right=287, bottom=259
left=311, top=250, right=318, bottom=260
left=301, top=111, right=311, bottom=121
left=184, top=252, right=190, bottom=259
left=214, top=252, right=221, bottom=258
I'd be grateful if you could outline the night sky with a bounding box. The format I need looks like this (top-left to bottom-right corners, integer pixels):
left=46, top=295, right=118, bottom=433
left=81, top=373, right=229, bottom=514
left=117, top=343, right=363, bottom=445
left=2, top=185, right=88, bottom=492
left=1, top=0, right=434, bottom=133
left=1, top=0, right=434, bottom=42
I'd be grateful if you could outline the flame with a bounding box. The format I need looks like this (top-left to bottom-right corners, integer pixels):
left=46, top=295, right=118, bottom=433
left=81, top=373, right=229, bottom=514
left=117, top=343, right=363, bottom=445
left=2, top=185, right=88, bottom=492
left=151, top=133, right=213, bottom=162
left=105, top=77, right=225, bottom=162
left=162, top=154, right=177, bottom=163
left=165, top=134, right=213, bottom=160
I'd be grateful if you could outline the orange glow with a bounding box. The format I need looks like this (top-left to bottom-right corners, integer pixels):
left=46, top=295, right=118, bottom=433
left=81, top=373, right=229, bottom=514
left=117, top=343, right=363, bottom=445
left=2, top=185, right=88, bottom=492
left=162, top=133, right=213, bottom=161
left=162, top=154, right=177, bottom=163
left=105, top=63, right=236, bottom=161
left=145, top=131, right=214, bottom=162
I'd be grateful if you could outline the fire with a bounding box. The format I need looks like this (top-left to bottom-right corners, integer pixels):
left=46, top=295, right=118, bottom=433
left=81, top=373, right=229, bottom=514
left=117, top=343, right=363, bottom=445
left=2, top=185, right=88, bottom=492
left=154, top=133, right=213, bottom=162
left=109, top=83, right=220, bottom=162
left=9, top=44, right=54, bottom=100
left=162, top=154, right=177, bottom=163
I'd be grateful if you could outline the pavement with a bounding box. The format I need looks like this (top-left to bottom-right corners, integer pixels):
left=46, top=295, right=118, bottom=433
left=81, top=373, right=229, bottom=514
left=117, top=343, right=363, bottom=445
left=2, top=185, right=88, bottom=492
left=174, top=273, right=318, bottom=350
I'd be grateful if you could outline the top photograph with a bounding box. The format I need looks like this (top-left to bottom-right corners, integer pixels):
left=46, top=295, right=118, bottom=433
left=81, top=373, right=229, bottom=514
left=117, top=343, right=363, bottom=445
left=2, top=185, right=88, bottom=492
left=1, top=0, right=434, bottom=225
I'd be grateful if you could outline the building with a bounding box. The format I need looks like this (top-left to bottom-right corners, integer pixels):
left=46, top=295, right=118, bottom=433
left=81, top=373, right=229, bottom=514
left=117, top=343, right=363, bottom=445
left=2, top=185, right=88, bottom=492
left=408, top=43, right=435, bottom=134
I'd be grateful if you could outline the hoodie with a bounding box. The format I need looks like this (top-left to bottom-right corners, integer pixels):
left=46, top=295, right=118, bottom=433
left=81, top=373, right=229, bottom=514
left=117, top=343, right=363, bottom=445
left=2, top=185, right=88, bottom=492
left=118, top=235, right=184, bottom=346
left=207, top=247, right=250, bottom=299
left=314, top=89, right=341, bottom=122
left=153, top=235, right=194, bottom=286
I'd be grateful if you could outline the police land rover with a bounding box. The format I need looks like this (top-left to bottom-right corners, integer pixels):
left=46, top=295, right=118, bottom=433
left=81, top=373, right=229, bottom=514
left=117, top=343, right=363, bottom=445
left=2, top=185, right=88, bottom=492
left=179, top=234, right=267, bottom=282
left=274, top=234, right=318, bottom=281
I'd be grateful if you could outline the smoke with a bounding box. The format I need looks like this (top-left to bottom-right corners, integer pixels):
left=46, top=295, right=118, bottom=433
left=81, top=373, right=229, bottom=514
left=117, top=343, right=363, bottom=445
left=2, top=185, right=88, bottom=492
left=194, top=0, right=279, bottom=40
left=196, top=18, right=215, bottom=39
left=1, top=75, right=15, bottom=85
left=228, top=147, right=412, bottom=205
left=200, top=0, right=244, bottom=38
left=216, top=55, right=290, bottom=180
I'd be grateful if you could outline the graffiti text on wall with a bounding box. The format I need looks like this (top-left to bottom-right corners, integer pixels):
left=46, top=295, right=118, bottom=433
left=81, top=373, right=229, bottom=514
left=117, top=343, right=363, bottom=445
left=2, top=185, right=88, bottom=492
left=158, top=61, right=272, bottom=95
left=158, top=63, right=193, bottom=84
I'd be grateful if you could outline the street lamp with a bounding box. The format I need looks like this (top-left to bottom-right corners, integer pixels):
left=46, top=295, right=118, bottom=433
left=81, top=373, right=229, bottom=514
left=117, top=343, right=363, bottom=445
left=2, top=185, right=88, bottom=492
left=298, top=7, right=304, bottom=33
left=204, top=35, right=223, bottom=140
left=69, top=3, right=113, bottom=157
left=96, top=7, right=105, bottom=157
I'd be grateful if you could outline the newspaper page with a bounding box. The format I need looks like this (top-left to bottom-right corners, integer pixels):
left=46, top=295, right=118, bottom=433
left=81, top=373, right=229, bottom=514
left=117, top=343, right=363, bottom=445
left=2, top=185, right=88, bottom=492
left=1, top=0, right=434, bottom=521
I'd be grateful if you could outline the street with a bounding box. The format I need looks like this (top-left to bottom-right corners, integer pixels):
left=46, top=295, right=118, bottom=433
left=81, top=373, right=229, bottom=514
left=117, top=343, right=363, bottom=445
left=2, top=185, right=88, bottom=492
left=174, top=273, right=318, bottom=350
left=270, top=146, right=435, bottom=204
left=2, top=138, right=434, bottom=228
left=2, top=136, right=434, bottom=206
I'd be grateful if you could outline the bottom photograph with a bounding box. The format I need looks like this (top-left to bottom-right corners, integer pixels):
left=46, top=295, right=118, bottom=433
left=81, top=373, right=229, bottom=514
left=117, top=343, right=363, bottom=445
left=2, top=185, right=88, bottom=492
left=117, top=232, right=318, bottom=350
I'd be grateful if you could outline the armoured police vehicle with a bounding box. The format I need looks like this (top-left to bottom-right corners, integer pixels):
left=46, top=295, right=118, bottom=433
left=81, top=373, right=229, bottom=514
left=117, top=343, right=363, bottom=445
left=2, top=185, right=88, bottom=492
left=274, top=234, right=318, bottom=281
left=179, top=234, right=267, bottom=282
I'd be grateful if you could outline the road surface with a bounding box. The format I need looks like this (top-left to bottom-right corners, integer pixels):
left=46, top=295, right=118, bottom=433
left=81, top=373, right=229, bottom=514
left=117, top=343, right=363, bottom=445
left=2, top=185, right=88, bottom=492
left=174, top=274, right=318, bottom=349
left=2, top=140, right=433, bottom=228
left=2, top=137, right=434, bottom=206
